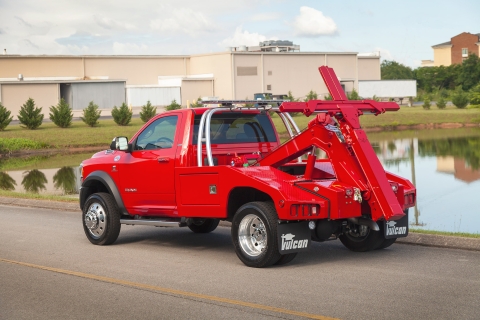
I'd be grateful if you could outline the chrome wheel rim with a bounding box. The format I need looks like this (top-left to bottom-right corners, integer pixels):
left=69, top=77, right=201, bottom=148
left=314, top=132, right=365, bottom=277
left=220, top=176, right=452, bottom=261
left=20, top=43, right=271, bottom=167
left=238, top=214, right=267, bottom=257
left=84, top=202, right=106, bottom=239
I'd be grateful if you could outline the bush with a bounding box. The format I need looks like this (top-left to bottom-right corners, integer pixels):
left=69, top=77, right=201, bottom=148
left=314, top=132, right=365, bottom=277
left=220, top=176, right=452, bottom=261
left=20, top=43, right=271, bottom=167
left=0, top=102, right=13, bottom=131
left=470, top=92, right=480, bottom=105
left=285, top=91, right=299, bottom=102
left=111, top=102, right=132, bottom=126
left=451, top=90, right=469, bottom=109
left=166, top=99, right=181, bottom=111
left=422, top=98, right=431, bottom=110
left=139, top=100, right=157, bottom=122
left=49, top=98, right=73, bottom=128
left=304, top=90, right=318, bottom=101
left=436, top=97, right=447, bottom=109
left=81, top=101, right=102, bottom=127
left=18, top=98, right=43, bottom=130
left=189, top=97, right=204, bottom=108
left=324, top=94, right=333, bottom=100
left=347, top=88, right=360, bottom=100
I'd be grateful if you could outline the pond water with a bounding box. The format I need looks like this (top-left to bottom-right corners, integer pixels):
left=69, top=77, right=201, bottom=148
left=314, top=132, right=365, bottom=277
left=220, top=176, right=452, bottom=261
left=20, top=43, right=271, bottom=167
left=1, top=128, right=479, bottom=234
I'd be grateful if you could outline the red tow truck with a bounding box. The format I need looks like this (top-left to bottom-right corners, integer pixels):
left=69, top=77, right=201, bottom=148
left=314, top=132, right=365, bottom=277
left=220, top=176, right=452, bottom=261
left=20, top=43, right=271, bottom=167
left=80, top=66, right=416, bottom=268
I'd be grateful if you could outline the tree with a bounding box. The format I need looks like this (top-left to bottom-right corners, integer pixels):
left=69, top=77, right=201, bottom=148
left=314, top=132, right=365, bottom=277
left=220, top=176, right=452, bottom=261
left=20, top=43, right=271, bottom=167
left=81, top=101, right=102, bottom=127
left=49, top=98, right=73, bottom=128
left=165, top=99, right=181, bottom=111
left=18, top=98, right=43, bottom=129
left=422, top=97, right=431, bottom=110
left=0, top=102, right=13, bottom=131
left=470, top=84, right=480, bottom=107
left=436, top=97, right=447, bottom=109
left=285, top=91, right=299, bottom=102
left=458, top=54, right=480, bottom=91
left=347, top=88, right=360, bottom=100
left=139, top=100, right=157, bottom=122
left=381, top=60, right=414, bottom=80
left=304, top=90, right=318, bottom=101
left=190, top=97, right=204, bottom=108
left=451, top=89, right=469, bottom=109
left=111, top=102, right=132, bottom=126
left=324, top=93, right=333, bottom=100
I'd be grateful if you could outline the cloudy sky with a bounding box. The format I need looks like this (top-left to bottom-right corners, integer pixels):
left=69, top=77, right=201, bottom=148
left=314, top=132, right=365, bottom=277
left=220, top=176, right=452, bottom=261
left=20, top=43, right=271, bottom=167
left=0, top=0, right=478, bottom=67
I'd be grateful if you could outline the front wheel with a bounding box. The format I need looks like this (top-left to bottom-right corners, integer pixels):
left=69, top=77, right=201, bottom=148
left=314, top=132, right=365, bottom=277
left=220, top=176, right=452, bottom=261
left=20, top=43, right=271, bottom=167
left=82, top=193, right=121, bottom=245
left=231, top=202, right=281, bottom=268
left=187, top=218, right=219, bottom=233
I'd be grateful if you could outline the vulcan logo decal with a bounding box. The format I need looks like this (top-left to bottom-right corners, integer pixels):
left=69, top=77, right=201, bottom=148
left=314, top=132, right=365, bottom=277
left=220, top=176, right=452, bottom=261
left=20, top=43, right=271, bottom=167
left=386, top=221, right=407, bottom=236
left=281, top=233, right=309, bottom=251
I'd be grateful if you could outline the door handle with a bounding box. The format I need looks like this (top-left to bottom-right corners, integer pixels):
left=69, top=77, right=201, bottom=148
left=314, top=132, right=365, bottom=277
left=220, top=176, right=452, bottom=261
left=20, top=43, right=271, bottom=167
left=157, top=157, right=169, bottom=163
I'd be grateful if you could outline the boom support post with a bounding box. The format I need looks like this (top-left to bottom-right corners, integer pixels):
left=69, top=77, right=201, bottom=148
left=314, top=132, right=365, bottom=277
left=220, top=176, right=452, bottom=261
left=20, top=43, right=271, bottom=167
left=262, top=66, right=405, bottom=221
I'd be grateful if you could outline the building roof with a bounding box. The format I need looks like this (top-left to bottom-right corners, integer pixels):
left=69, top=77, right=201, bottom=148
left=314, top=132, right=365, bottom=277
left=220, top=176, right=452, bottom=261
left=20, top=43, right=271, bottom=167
left=432, top=33, right=480, bottom=48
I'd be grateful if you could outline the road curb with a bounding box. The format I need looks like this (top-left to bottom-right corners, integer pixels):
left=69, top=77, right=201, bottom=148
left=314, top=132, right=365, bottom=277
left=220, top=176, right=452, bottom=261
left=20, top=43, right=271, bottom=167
left=1, top=196, right=479, bottom=252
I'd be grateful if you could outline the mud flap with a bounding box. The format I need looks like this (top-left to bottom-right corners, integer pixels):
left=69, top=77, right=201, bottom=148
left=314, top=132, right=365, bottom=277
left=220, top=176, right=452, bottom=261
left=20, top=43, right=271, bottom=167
left=277, top=221, right=311, bottom=254
left=384, top=210, right=409, bottom=239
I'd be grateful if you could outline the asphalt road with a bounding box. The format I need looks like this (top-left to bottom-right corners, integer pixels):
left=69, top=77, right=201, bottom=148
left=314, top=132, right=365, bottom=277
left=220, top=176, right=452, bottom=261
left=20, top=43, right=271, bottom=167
left=1, top=205, right=479, bottom=320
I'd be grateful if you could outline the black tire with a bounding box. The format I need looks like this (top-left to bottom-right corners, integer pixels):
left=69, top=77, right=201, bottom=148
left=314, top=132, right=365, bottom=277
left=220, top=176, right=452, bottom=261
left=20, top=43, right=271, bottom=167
left=274, top=253, right=297, bottom=266
left=339, top=223, right=383, bottom=252
left=231, top=201, right=281, bottom=268
left=375, top=221, right=397, bottom=250
left=82, top=193, right=121, bottom=245
left=187, top=218, right=220, bottom=233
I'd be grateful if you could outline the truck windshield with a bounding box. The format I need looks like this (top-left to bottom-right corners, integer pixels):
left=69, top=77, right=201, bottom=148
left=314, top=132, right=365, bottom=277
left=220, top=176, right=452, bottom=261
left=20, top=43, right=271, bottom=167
left=193, top=112, right=277, bottom=144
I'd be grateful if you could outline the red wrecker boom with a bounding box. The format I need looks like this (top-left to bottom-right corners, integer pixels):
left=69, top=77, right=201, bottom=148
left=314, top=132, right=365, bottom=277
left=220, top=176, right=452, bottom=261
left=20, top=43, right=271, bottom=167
left=260, top=66, right=406, bottom=221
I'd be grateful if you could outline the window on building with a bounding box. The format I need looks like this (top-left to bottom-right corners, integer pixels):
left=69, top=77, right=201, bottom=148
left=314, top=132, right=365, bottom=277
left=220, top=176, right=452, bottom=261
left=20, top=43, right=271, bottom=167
left=267, top=84, right=272, bottom=90
left=462, top=48, right=468, bottom=57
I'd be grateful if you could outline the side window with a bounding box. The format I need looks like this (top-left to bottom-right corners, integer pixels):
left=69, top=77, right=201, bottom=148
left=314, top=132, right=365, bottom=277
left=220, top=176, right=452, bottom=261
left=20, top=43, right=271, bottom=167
left=135, top=116, right=178, bottom=150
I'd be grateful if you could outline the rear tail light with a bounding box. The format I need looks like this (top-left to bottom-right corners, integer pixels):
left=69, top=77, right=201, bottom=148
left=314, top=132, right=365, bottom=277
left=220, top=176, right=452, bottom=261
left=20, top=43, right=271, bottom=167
left=404, top=193, right=415, bottom=207
left=290, top=204, right=320, bottom=217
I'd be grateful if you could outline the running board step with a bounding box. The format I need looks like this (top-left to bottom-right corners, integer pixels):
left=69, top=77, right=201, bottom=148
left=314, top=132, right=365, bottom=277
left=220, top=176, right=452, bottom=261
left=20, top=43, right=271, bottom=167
left=120, top=218, right=186, bottom=228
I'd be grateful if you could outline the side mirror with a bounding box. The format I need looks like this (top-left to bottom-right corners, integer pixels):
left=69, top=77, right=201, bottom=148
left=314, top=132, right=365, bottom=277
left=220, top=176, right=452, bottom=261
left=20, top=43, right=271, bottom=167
left=110, top=136, right=130, bottom=152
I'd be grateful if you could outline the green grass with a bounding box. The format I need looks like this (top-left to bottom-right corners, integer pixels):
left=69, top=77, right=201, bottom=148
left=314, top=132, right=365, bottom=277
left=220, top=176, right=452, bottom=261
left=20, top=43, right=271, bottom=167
left=271, top=105, right=480, bottom=135
left=0, top=138, right=48, bottom=153
left=1, top=118, right=145, bottom=149
left=366, top=127, right=480, bottom=142
left=410, top=228, right=480, bottom=239
left=0, top=190, right=78, bottom=202
left=0, top=152, right=93, bottom=171
left=1, top=107, right=480, bottom=152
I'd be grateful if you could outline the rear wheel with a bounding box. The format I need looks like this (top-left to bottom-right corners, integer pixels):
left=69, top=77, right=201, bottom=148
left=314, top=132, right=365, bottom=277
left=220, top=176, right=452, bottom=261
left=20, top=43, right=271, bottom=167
left=82, top=193, right=121, bottom=245
left=339, top=223, right=383, bottom=252
left=274, top=253, right=297, bottom=265
left=375, top=221, right=397, bottom=249
left=187, top=218, right=219, bottom=233
left=231, top=202, right=282, bottom=268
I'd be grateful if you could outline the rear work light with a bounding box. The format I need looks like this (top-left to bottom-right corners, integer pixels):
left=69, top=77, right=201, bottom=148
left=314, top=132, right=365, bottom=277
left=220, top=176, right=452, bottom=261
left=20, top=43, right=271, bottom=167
left=290, top=204, right=320, bottom=217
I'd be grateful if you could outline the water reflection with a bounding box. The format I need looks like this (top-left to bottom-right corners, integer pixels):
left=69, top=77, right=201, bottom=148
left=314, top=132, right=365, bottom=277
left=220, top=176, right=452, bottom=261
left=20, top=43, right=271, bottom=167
left=53, top=167, right=77, bottom=195
left=371, top=133, right=480, bottom=234
left=4, top=167, right=81, bottom=196
left=0, top=172, right=16, bottom=190
left=22, top=169, right=48, bottom=193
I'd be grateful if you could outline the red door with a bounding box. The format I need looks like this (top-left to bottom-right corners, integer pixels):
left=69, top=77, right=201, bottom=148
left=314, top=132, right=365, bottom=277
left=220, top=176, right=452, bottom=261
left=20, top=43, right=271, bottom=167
left=120, top=114, right=181, bottom=216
